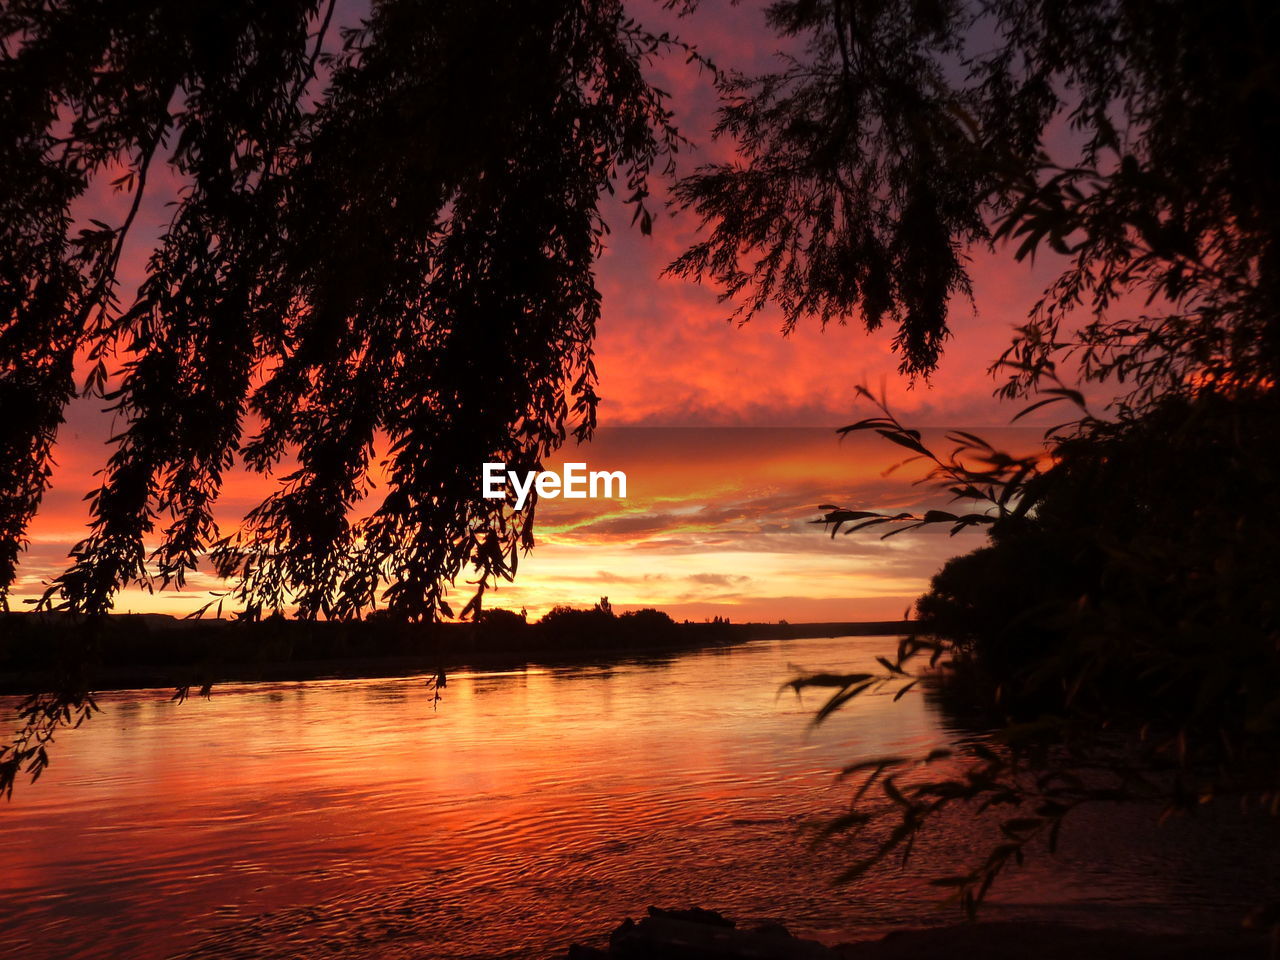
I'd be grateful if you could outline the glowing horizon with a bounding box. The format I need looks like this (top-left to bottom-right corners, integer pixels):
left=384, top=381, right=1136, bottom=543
left=11, top=422, right=1043, bottom=622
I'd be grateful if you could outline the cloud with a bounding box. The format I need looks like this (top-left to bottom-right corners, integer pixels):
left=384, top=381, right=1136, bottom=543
left=686, top=572, right=752, bottom=587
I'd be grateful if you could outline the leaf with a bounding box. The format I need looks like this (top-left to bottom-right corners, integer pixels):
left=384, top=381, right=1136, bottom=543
left=839, top=756, right=907, bottom=779
left=838, top=417, right=895, bottom=435
left=921, top=510, right=958, bottom=523
left=845, top=517, right=895, bottom=534
left=882, top=777, right=910, bottom=806
left=1041, top=386, right=1086, bottom=407
left=814, top=680, right=876, bottom=723
left=880, top=521, right=926, bottom=539
left=876, top=655, right=905, bottom=675
left=1011, top=395, right=1068, bottom=421
left=788, top=671, right=874, bottom=692
left=876, top=429, right=929, bottom=455
left=947, top=430, right=994, bottom=450
left=892, top=679, right=919, bottom=701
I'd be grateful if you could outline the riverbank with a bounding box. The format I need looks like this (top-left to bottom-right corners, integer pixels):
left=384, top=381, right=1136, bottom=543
left=0, top=611, right=921, bottom=694
left=567, top=907, right=1270, bottom=960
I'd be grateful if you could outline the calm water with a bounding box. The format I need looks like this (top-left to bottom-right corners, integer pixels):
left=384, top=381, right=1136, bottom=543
left=1, top=635, right=1274, bottom=959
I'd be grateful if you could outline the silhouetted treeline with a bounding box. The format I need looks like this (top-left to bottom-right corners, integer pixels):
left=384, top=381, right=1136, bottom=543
left=0, top=606, right=914, bottom=694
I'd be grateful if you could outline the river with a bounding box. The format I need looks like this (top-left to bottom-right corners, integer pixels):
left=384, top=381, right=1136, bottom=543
left=1, top=634, right=1273, bottom=959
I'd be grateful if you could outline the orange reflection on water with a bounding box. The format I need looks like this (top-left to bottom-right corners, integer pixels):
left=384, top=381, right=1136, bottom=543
left=2, top=635, right=1270, bottom=960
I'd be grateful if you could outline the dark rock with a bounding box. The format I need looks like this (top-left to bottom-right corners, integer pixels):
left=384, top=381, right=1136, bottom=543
left=609, top=913, right=834, bottom=960
left=568, top=910, right=1271, bottom=960
left=648, top=906, right=738, bottom=929
left=751, top=921, right=794, bottom=940
left=832, top=922, right=1270, bottom=960
left=607, top=917, right=638, bottom=952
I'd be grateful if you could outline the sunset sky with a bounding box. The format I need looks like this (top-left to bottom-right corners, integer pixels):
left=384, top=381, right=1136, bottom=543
left=8, top=0, right=1070, bottom=621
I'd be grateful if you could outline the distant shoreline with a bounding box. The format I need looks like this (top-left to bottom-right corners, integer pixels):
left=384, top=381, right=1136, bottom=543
left=0, top=613, right=923, bottom=696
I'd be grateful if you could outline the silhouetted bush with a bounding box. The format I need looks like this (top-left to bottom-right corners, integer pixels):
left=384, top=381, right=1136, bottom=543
left=618, top=607, right=678, bottom=639
left=535, top=602, right=616, bottom=651
left=920, top=390, right=1280, bottom=730
left=474, top=608, right=529, bottom=648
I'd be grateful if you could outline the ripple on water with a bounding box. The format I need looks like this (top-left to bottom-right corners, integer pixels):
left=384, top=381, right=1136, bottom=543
left=2, top=635, right=1276, bottom=960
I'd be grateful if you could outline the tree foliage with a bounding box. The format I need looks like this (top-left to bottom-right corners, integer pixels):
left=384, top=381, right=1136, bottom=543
left=690, top=0, right=1280, bottom=918
left=807, top=387, right=1280, bottom=917
left=0, top=0, right=682, bottom=620
left=671, top=0, right=1280, bottom=392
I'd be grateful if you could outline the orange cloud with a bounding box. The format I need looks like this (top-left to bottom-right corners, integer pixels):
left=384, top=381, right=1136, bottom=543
left=13, top=421, right=1043, bottom=621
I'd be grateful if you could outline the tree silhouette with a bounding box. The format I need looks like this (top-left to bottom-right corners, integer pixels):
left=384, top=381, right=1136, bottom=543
left=1, top=0, right=684, bottom=621
left=671, top=0, right=1280, bottom=397
left=700, top=0, right=1280, bottom=915
left=0, top=0, right=694, bottom=793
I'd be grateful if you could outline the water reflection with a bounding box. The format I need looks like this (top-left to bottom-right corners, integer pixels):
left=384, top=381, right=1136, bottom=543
left=0, top=636, right=1272, bottom=960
